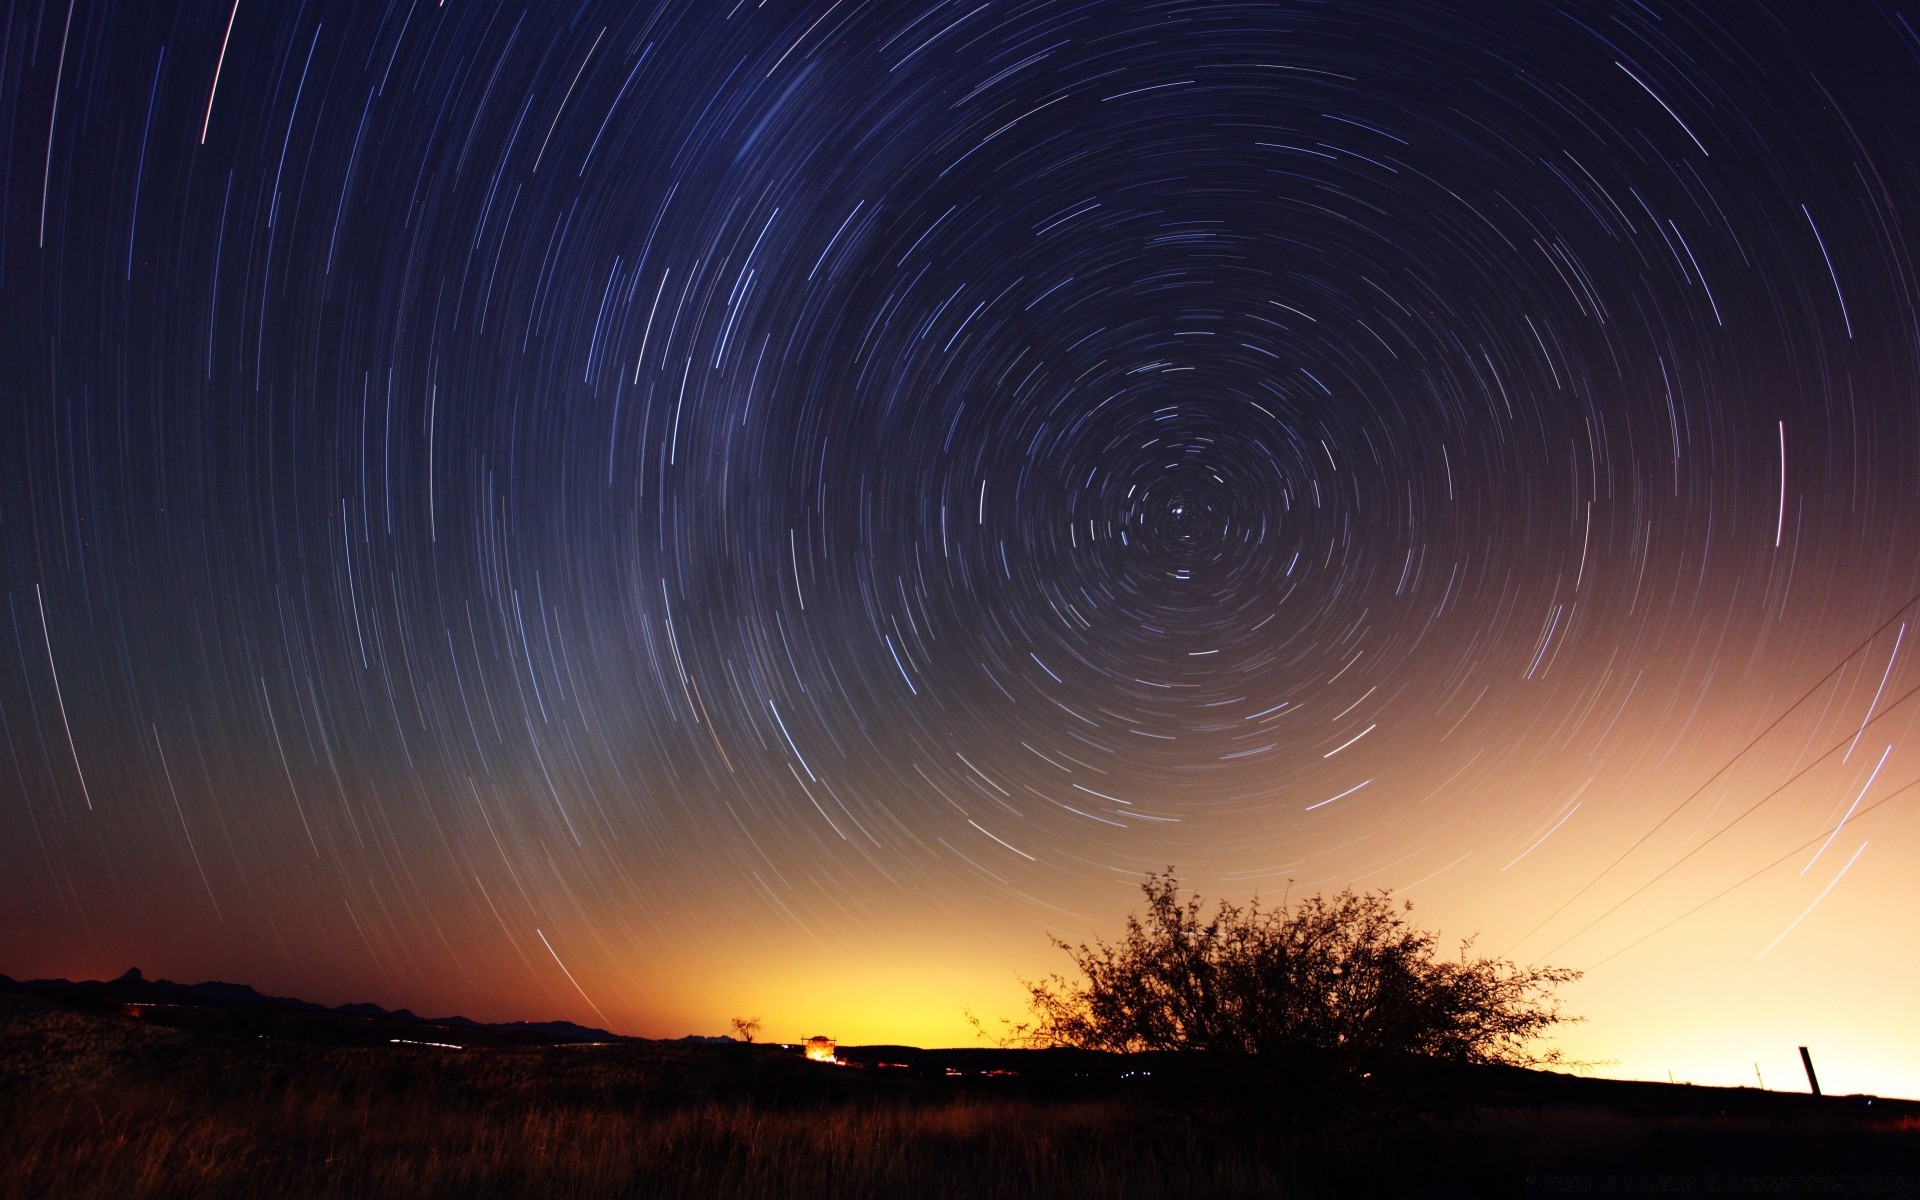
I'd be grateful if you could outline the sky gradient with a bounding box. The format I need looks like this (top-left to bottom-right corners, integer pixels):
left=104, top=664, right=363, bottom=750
left=5, top=0, right=1920, bottom=1098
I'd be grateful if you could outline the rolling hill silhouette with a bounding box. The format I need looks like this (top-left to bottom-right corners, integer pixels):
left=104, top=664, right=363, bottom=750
left=0, top=967, right=626, bottom=1047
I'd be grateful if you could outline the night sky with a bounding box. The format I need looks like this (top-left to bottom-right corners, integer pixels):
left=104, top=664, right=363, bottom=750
left=5, top=0, right=1920, bottom=1096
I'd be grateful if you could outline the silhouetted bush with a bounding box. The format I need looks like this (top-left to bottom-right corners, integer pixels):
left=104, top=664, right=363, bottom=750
left=1022, top=872, right=1580, bottom=1125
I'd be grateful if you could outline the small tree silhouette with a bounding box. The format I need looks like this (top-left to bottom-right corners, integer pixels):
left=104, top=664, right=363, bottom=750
left=729, top=1016, right=761, bottom=1044
left=1023, top=871, right=1579, bottom=1122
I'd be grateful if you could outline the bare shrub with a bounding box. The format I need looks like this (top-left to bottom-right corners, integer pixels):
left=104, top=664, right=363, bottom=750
left=1022, top=871, right=1581, bottom=1122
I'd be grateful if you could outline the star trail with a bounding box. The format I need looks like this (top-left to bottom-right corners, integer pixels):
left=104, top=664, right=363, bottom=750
left=5, top=0, right=1920, bottom=1096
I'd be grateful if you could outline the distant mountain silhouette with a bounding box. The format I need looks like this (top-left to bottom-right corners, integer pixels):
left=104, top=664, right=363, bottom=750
left=0, top=968, right=630, bottom=1047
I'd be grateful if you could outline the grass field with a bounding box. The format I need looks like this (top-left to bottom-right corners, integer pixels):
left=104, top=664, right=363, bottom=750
left=4, top=991, right=1916, bottom=1199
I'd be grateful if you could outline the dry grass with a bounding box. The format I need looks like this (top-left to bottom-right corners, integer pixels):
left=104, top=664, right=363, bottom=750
left=4, top=995, right=1917, bottom=1199
left=0, top=997, right=1285, bottom=1199
left=1, top=1080, right=1289, bottom=1200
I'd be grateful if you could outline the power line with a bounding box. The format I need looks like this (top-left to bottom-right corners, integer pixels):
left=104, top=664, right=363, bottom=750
left=1536, top=675, right=1920, bottom=962
left=1504, top=590, right=1920, bottom=956
left=1584, top=773, right=1920, bottom=970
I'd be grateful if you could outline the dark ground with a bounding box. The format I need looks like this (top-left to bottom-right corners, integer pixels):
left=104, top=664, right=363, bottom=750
left=2, top=973, right=1916, bottom=1199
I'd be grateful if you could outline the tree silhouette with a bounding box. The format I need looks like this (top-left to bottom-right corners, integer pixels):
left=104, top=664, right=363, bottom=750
left=730, top=1016, right=761, bottom=1045
left=1023, top=872, right=1580, bottom=1120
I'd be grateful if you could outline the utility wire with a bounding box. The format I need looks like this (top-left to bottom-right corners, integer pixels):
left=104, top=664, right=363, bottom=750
left=1536, top=676, right=1920, bottom=961
left=1585, top=773, right=1920, bottom=970
left=1504, top=590, right=1920, bottom=955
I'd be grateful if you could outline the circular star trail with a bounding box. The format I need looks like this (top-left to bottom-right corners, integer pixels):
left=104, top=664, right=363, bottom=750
left=5, top=1, right=1920, bottom=1091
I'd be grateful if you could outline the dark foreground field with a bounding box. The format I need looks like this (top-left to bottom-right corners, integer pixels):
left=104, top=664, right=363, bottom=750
left=3, top=987, right=1917, bottom=1199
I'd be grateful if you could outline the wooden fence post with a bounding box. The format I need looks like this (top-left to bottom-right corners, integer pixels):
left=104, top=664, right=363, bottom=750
left=1798, top=1045, right=1821, bottom=1096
